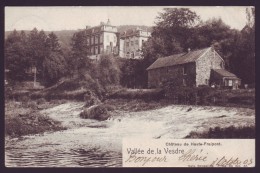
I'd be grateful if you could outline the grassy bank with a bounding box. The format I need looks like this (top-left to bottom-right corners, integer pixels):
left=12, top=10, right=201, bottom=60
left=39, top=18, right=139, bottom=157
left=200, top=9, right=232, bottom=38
left=103, top=99, right=170, bottom=112
left=185, top=125, right=255, bottom=139
left=164, top=86, right=255, bottom=109
left=5, top=100, right=67, bottom=137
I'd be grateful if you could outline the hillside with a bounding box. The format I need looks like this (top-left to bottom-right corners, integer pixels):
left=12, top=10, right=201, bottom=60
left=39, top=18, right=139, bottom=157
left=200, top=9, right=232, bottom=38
left=5, top=25, right=153, bottom=50
left=117, top=25, right=153, bottom=34
left=5, top=30, right=79, bottom=49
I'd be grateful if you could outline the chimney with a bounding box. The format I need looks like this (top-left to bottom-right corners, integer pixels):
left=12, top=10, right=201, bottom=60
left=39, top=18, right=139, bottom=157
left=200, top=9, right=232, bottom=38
left=107, top=19, right=111, bottom=25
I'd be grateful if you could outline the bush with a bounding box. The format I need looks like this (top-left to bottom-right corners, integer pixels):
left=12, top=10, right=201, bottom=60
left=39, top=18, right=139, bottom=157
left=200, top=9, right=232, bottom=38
left=17, top=94, right=30, bottom=102
left=186, top=125, right=255, bottom=139
left=229, top=96, right=255, bottom=105
left=100, top=103, right=115, bottom=111
left=36, top=98, right=46, bottom=105
left=109, top=89, right=164, bottom=100
left=26, top=101, right=38, bottom=109
left=80, top=104, right=111, bottom=121
left=49, top=99, right=67, bottom=105
left=5, top=112, right=66, bottom=137
left=84, top=90, right=101, bottom=107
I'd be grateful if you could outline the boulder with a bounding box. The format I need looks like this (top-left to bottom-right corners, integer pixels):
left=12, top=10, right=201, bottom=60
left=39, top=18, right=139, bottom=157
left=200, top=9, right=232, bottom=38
left=80, top=104, right=111, bottom=121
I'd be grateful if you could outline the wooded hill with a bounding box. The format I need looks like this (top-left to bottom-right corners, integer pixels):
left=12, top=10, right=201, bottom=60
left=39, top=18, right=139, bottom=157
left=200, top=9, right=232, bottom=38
left=5, top=25, right=153, bottom=50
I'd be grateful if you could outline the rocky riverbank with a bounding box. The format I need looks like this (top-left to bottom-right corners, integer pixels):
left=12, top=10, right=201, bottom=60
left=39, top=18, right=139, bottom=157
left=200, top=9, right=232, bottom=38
left=5, top=100, right=67, bottom=137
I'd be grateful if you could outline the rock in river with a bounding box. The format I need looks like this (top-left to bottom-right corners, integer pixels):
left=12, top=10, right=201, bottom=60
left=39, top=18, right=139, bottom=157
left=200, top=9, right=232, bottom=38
left=80, top=104, right=111, bottom=121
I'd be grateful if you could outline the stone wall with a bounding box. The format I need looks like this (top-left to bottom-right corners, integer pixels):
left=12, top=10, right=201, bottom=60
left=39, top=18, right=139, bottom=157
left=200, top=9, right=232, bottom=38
left=148, top=63, right=196, bottom=88
left=196, top=49, right=224, bottom=86
left=148, top=48, right=225, bottom=88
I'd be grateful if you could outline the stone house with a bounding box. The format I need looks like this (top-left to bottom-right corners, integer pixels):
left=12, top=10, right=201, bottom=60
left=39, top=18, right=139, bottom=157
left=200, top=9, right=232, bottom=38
left=120, top=27, right=151, bottom=59
left=83, top=20, right=151, bottom=60
left=146, top=47, right=241, bottom=89
left=85, top=19, right=120, bottom=60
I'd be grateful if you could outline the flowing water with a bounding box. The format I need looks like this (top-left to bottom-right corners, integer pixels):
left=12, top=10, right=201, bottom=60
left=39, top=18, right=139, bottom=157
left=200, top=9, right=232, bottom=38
left=5, top=102, right=255, bottom=167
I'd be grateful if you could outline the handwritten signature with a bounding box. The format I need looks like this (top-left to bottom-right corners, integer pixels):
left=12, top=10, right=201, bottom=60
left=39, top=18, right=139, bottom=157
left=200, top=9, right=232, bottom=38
left=178, top=149, right=253, bottom=167
left=179, top=149, right=207, bottom=162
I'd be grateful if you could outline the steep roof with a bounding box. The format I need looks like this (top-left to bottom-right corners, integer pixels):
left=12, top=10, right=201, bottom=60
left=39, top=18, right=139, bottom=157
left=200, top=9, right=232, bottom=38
left=120, top=27, right=150, bottom=38
left=120, top=28, right=141, bottom=37
left=146, top=47, right=211, bottom=70
left=212, top=69, right=240, bottom=78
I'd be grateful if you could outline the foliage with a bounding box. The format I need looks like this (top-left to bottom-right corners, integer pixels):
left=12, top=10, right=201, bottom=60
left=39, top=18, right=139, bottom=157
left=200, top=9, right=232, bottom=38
left=97, top=54, right=121, bottom=86
left=108, top=88, right=164, bottom=101
left=119, top=58, right=147, bottom=88
left=68, top=31, right=92, bottom=76
left=186, top=125, right=255, bottom=139
left=5, top=101, right=66, bottom=137
left=5, top=30, right=29, bottom=81
left=5, top=29, right=68, bottom=86
left=142, top=7, right=255, bottom=86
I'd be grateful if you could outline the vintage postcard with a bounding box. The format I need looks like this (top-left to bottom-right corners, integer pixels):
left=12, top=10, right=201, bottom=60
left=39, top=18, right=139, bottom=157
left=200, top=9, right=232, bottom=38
left=4, top=6, right=255, bottom=167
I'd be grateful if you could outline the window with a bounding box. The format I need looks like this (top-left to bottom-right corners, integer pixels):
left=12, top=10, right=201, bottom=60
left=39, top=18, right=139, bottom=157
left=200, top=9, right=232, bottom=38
left=100, top=35, right=103, bottom=43
left=95, top=35, right=99, bottom=44
left=86, top=37, right=90, bottom=45
left=183, top=79, right=187, bottom=86
left=131, top=41, right=134, bottom=46
left=95, top=46, right=98, bottom=54
left=205, top=79, right=208, bottom=85
left=126, top=42, right=129, bottom=47
left=228, top=80, right=233, bottom=86
left=100, top=46, right=103, bottom=53
left=183, top=65, right=188, bottom=75
left=91, top=36, right=94, bottom=45
left=135, top=40, right=139, bottom=45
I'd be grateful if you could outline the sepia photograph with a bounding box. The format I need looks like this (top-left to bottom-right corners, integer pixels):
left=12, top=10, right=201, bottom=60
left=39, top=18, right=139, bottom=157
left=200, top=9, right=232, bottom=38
left=4, top=6, right=255, bottom=167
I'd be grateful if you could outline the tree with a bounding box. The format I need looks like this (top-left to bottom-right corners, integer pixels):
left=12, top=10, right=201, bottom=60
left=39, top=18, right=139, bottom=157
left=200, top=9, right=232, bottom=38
left=5, top=28, right=68, bottom=86
left=153, top=8, right=200, bottom=51
left=5, top=30, right=29, bottom=81
left=193, top=18, right=240, bottom=69
left=97, top=54, right=121, bottom=86
left=142, top=8, right=200, bottom=67
left=42, top=52, right=67, bottom=86
left=46, top=32, right=62, bottom=52
left=229, top=7, right=255, bottom=84
left=27, top=28, right=48, bottom=67
left=69, top=31, right=91, bottom=75
left=41, top=32, right=67, bottom=86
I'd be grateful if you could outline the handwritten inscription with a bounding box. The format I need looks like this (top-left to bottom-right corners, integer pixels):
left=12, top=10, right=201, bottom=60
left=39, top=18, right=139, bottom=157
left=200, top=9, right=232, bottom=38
left=179, top=149, right=207, bottom=162
left=209, top=156, right=253, bottom=167
left=123, top=139, right=255, bottom=167
left=125, top=154, right=167, bottom=166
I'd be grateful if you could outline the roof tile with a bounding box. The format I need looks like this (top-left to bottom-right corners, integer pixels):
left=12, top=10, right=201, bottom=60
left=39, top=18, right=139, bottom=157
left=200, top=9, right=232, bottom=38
left=147, top=47, right=211, bottom=70
left=212, top=69, right=239, bottom=78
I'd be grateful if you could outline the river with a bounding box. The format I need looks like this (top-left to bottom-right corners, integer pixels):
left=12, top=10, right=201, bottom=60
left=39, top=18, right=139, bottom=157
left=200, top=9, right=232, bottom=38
left=5, top=102, right=255, bottom=167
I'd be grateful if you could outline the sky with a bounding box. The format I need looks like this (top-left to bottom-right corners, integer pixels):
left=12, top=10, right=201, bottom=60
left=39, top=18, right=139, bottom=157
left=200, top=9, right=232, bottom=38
left=5, top=6, right=252, bottom=31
